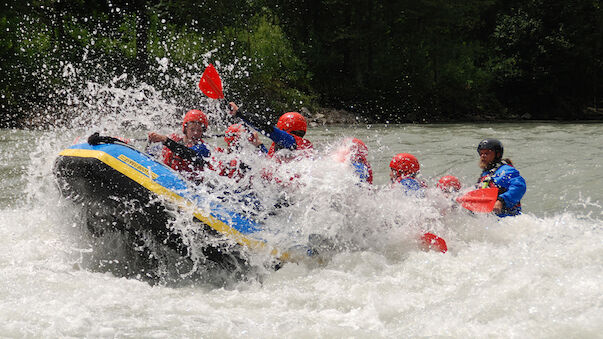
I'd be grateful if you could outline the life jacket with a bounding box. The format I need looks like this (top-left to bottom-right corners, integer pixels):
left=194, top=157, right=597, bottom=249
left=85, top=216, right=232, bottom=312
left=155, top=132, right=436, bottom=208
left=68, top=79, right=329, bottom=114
left=350, top=153, right=373, bottom=185
left=478, top=162, right=502, bottom=189
left=261, top=134, right=313, bottom=186
left=213, top=147, right=247, bottom=182
left=477, top=161, right=522, bottom=216
left=393, top=176, right=427, bottom=197
left=267, top=134, right=313, bottom=162
left=163, top=134, right=213, bottom=173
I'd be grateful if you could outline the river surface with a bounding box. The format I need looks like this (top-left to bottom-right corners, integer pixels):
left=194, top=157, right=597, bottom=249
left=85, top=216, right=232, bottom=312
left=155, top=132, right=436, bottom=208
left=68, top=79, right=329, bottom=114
left=0, top=122, right=602, bottom=337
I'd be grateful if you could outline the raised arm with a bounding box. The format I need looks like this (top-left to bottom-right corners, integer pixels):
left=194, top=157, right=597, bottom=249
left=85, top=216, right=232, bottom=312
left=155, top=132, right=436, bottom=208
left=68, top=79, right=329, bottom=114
left=228, top=103, right=297, bottom=149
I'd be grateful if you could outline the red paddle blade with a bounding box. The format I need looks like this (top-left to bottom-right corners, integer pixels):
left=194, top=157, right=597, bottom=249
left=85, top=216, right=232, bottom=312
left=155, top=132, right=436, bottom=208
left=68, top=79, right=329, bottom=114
left=198, top=64, right=224, bottom=99
left=456, top=187, right=499, bottom=213
left=421, top=232, right=448, bottom=253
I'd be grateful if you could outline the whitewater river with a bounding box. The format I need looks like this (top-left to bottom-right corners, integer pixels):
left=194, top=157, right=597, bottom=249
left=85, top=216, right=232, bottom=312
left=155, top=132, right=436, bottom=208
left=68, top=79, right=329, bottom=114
left=0, top=122, right=601, bottom=337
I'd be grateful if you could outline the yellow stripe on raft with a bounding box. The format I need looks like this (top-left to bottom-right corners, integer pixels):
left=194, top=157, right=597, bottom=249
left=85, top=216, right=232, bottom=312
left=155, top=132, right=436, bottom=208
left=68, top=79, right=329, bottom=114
left=58, top=148, right=279, bottom=255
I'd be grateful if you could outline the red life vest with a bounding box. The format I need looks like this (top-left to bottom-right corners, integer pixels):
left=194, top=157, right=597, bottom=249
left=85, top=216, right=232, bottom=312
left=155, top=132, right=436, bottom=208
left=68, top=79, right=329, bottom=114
left=261, top=135, right=313, bottom=186
left=213, top=147, right=246, bottom=182
left=162, top=134, right=213, bottom=173
left=267, top=135, right=313, bottom=162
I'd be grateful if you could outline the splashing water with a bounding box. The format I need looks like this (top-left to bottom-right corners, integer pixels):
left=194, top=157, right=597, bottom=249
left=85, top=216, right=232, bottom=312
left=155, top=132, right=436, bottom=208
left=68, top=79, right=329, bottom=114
left=1, top=67, right=601, bottom=336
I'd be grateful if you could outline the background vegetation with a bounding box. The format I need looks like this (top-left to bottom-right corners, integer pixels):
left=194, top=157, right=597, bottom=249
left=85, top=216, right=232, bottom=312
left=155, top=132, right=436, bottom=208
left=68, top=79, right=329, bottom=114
left=1, top=0, right=601, bottom=127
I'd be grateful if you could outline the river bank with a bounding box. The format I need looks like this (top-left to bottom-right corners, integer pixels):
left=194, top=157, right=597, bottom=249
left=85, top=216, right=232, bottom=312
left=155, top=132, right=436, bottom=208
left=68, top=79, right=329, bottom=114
left=9, top=104, right=603, bottom=129
left=305, top=106, right=603, bottom=126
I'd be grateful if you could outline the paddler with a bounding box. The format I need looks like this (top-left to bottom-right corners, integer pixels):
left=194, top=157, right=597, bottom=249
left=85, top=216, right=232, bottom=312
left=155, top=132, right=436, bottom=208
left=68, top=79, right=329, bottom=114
left=389, top=153, right=426, bottom=195
left=214, top=123, right=267, bottom=181
left=226, top=103, right=314, bottom=212
left=148, top=109, right=212, bottom=179
left=212, top=123, right=269, bottom=216
left=227, top=102, right=313, bottom=162
left=476, top=138, right=526, bottom=217
left=437, top=175, right=461, bottom=193
left=333, top=137, right=373, bottom=184
left=434, top=175, right=462, bottom=215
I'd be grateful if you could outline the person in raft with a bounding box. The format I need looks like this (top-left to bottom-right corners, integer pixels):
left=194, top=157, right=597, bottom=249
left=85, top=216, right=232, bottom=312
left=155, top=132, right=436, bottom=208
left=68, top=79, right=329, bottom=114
left=333, top=137, right=373, bottom=184
left=389, top=153, right=426, bottom=195
left=476, top=138, right=526, bottom=217
left=221, top=123, right=268, bottom=155
left=214, top=123, right=267, bottom=181
left=434, top=175, right=462, bottom=215
left=227, top=103, right=313, bottom=163
left=148, top=109, right=212, bottom=178
left=437, top=175, right=461, bottom=193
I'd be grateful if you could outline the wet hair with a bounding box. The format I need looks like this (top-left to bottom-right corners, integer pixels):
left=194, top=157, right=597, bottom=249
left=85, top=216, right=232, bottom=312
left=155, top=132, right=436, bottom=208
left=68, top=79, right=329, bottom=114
left=502, top=158, right=514, bottom=167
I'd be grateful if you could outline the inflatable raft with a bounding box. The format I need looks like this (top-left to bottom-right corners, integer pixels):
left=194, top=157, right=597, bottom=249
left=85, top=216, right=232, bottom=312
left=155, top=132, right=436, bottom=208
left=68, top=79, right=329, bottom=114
left=53, top=135, right=293, bottom=273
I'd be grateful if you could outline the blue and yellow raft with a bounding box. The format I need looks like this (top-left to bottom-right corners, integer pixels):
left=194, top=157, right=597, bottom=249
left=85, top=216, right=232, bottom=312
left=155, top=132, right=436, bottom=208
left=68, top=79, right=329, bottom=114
left=53, top=139, right=295, bottom=272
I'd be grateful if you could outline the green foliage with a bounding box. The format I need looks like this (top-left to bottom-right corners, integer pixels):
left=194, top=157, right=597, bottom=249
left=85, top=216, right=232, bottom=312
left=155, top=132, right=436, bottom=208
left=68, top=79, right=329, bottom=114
left=0, top=0, right=601, bottom=127
left=235, top=14, right=315, bottom=114
left=491, top=0, right=602, bottom=118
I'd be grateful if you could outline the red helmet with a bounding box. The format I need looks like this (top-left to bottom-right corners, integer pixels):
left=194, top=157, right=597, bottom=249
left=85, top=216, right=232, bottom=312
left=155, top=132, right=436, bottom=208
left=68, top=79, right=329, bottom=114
left=276, top=112, right=307, bottom=134
left=224, top=123, right=245, bottom=146
left=349, top=138, right=368, bottom=158
left=421, top=232, right=447, bottom=253
left=437, top=175, right=461, bottom=192
left=182, top=109, right=208, bottom=132
left=390, top=153, right=420, bottom=177
left=335, top=137, right=368, bottom=162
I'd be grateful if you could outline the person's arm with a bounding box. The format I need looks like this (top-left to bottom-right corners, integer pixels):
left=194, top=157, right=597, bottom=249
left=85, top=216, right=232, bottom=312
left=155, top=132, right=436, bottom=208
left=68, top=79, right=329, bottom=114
left=229, top=103, right=297, bottom=150
left=267, top=127, right=297, bottom=149
left=149, top=132, right=210, bottom=165
left=257, top=144, right=268, bottom=154
left=248, top=131, right=269, bottom=154
left=163, top=138, right=208, bottom=168
left=495, top=167, right=526, bottom=208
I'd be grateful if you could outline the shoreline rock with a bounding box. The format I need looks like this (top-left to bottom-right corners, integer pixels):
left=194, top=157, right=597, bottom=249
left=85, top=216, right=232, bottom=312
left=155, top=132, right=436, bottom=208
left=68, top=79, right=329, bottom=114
left=303, top=107, right=369, bottom=126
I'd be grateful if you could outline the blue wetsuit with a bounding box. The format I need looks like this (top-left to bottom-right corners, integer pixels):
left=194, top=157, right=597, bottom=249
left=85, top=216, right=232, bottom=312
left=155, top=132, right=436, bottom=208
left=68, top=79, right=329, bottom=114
left=478, top=162, right=526, bottom=217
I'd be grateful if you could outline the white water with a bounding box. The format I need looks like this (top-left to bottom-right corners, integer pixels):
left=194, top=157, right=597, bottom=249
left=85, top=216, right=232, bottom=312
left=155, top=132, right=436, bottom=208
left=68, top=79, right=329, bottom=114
left=1, top=87, right=602, bottom=337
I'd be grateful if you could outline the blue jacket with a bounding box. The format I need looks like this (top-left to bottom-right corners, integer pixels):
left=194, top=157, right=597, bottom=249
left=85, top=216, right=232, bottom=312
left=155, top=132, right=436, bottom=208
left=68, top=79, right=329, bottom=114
left=395, top=177, right=425, bottom=197
left=351, top=161, right=372, bottom=184
left=478, top=163, right=526, bottom=217
left=190, top=142, right=211, bottom=158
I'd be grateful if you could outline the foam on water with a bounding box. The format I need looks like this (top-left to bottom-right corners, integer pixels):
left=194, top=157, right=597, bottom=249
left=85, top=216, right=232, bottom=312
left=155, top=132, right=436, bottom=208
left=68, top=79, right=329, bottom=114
left=2, top=205, right=600, bottom=337
left=1, top=74, right=601, bottom=336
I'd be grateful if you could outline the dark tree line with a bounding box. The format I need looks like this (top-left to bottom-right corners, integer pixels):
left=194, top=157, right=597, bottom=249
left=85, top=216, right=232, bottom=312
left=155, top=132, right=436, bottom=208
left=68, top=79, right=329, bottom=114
left=0, top=0, right=601, bottom=127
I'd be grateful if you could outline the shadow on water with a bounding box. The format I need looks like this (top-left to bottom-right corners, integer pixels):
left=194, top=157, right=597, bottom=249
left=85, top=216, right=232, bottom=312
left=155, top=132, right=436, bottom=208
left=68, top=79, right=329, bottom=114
left=60, top=192, right=266, bottom=288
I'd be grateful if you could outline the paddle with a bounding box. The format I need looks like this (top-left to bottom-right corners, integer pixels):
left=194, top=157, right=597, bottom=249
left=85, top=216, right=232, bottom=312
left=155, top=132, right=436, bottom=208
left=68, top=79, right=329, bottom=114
left=199, top=63, right=244, bottom=118
left=199, top=64, right=225, bottom=99
left=198, top=64, right=261, bottom=134
left=456, top=187, right=499, bottom=213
